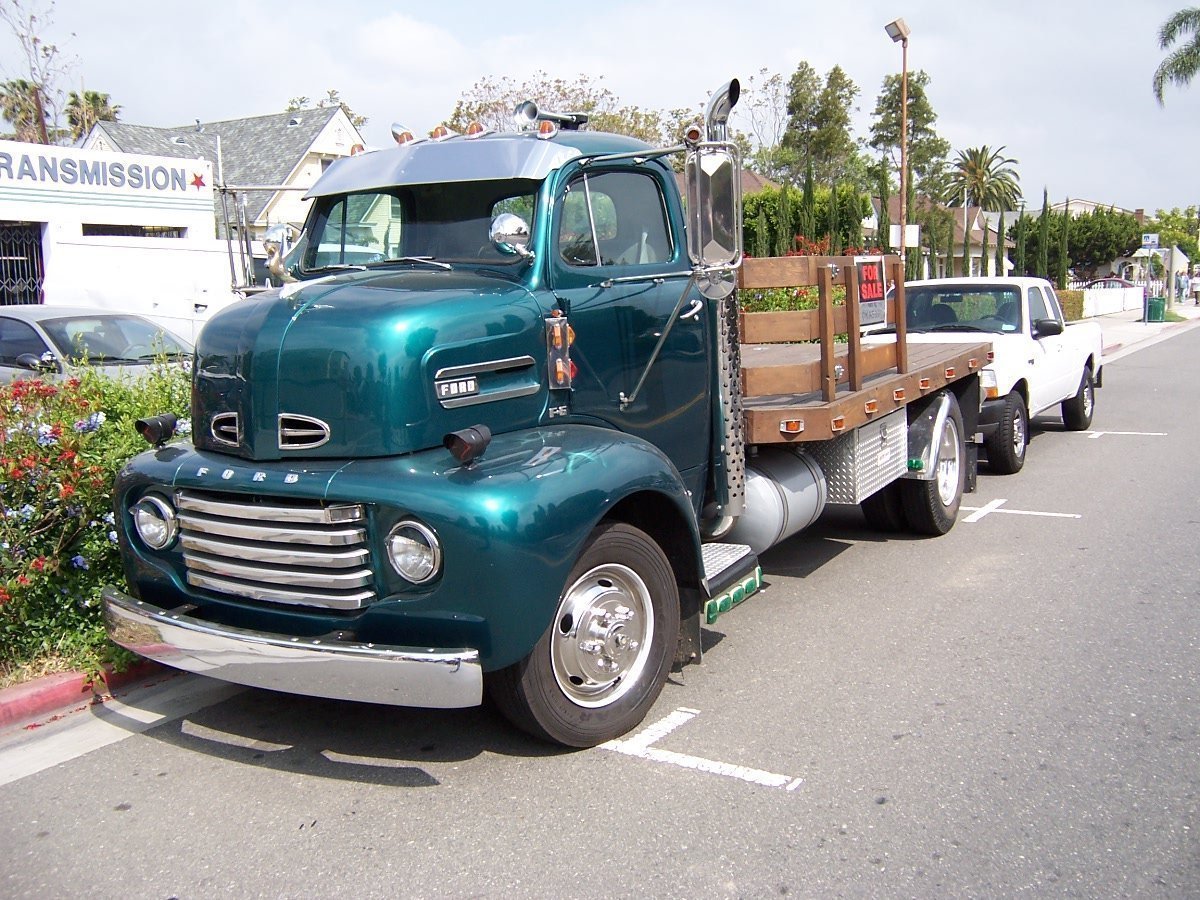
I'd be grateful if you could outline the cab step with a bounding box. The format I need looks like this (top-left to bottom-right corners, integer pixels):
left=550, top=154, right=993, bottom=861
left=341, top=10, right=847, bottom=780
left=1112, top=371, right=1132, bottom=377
left=701, top=542, right=763, bottom=625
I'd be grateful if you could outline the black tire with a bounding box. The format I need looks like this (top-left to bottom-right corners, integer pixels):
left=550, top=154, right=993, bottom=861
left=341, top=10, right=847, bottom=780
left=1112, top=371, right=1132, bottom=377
left=1061, top=368, right=1095, bottom=431
left=860, top=480, right=908, bottom=532
left=900, top=395, right=966, bottom=536
left=984, top=392, right=1028, bottom=475
left=487, top=522, right=679, bottom=748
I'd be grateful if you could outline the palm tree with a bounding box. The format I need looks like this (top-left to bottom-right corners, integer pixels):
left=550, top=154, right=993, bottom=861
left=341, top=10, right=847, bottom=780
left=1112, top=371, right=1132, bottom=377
left=943, top=145, right=1021, bottom=211
left=1154, top=7, right=1200, bottom=104
left=66, top=90, right=121, bottom=141
left=0, top=79, right=46, bottom=142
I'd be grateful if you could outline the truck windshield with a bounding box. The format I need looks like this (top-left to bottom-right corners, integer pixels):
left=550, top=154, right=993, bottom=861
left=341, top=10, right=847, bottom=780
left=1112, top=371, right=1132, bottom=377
left=904, top=285, right=1022, bottom=334
left=293, top=179, right=539, bottom=275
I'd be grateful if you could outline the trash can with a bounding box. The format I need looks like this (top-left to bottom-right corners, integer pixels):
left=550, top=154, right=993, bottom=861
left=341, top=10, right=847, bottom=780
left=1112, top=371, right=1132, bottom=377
left=1147, top=296, right=1166, bottom=323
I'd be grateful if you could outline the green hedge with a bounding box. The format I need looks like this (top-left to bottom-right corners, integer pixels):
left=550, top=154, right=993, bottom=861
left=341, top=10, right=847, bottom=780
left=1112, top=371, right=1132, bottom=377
left=1058, top=289, right=1084, bottom=322
left=0, top=362, right=190, bottom=685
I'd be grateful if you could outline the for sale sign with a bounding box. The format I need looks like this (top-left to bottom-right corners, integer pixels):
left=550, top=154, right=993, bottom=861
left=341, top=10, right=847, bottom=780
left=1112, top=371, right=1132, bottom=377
left=855, top=256, right=886, bottom=326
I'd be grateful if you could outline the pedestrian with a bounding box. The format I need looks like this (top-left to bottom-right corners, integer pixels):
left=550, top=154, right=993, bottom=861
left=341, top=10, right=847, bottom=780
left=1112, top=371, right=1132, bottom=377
left=1176, top=270, right=1188, bottom=303
left=1191, top=271, right=1200, bottom=305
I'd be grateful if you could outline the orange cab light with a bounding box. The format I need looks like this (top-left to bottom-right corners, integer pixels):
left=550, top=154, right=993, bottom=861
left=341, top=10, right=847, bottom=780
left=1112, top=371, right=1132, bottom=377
left=944, top=367, right=956, bottom=379
left=465, top=121, right=489, bottom=138
left=987, top=350, right=995, bottom=362
left=537, top=119, right=559, bottom=139
left=968, top=357, right=979, bottom=369
left=430, top=124, right=458, bottom=140
left=864, top=399, right=879, bottom=414
left=919, top=377, right=932, bottom=390
left=779, top=419, right=805, bottom=435
left=893, top=388, right=906, bottom=402
left=392, top=126, right=417, bottom=145
left=831, top=416, right=846, bottom=433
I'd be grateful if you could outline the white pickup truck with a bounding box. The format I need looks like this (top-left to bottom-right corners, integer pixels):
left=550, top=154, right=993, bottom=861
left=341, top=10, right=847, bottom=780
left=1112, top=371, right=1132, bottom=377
left=869, top=277, right=1103, bottom=474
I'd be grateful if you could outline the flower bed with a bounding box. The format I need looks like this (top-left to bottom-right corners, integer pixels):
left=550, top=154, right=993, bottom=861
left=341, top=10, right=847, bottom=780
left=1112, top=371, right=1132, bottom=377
left=0, top=362, right=190, bottom=685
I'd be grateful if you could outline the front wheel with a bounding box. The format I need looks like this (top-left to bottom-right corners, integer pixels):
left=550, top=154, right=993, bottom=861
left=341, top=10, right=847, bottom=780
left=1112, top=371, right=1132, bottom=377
left=1061, top=368, right=1095, bottom=431
left=488, top=522, right=679, bottom=747
left=901, top=395, right=966, bottom=536
left=985, top=392, right=1028, bottom=475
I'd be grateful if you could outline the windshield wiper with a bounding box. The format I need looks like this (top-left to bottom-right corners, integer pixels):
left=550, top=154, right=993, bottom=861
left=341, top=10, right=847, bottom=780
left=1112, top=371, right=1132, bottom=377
left=927, top=324, right=985, bottom=332
left=372, top=256, right=453, bottom=271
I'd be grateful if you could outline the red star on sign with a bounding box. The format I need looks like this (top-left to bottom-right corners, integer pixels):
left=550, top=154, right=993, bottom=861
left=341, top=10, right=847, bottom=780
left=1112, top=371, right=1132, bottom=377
left=190, top=173, right=206, bottom=190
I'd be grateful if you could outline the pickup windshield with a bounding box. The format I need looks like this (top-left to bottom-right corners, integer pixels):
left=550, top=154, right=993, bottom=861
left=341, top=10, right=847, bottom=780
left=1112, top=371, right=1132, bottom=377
left=290, top=178, right=539, bottom=276
left=903, top=285, right=1022, bottom=334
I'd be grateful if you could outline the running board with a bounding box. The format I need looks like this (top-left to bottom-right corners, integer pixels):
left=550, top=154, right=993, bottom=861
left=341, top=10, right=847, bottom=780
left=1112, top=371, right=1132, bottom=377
left=701, top=543, right=763, bottom=625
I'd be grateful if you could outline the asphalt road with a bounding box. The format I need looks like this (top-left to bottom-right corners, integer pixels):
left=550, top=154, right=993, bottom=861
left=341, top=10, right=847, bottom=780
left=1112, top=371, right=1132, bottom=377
left=2, top=330, right=1197, bottom=899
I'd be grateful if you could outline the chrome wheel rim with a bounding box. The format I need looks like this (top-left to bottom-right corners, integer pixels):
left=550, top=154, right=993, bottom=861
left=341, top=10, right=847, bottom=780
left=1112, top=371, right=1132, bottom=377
left=1082, top=379, right=1094, bottom=419
left=936, top=418, right=962, bottom=506
left=551, top=563, right=654, bottom=708
left=1013, top=408, right=1026, bottom=458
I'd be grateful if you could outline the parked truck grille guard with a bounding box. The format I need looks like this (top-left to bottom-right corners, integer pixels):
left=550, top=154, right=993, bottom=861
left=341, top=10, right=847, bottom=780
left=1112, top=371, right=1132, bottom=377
left=176, top=490, right=376, bottom=611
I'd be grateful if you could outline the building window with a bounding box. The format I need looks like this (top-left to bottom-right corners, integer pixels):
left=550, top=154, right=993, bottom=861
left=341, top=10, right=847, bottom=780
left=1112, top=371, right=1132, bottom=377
left=82, top=224, right=187, bottom=238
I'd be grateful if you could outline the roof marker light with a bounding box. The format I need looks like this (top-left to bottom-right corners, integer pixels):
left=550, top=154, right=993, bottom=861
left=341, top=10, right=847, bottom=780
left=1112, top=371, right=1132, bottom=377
left=430, top=124, right=458, bottom=141
left=391, top=123, right=417, bottom=145
left=537, top=119, right=559, bottom=139
left=465, top=121, right=490, bottom=138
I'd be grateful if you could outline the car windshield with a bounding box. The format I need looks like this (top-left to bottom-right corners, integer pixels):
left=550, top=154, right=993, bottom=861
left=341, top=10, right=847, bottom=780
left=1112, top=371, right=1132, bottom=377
left=40, top=315, right=192, bottom=364
left=290, top=178, right=539, bottom=276
left=904, top=285, right=1022, bottom=334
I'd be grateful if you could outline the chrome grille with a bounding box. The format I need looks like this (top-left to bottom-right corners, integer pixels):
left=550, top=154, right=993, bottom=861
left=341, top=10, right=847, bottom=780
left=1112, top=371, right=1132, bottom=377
left=278, top=414, right=330, bottom=450
left=177, top=490, right=375, bottom=610
left=210, top=412, right=239, bottom=447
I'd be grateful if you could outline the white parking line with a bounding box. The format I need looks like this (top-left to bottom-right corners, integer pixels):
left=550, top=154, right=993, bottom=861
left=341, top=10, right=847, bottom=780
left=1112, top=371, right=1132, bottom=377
left=961, top=499, right=1081, bottom=522
left=1079, top=430, right=1167, bottom=440
left=601, top=708, right=803, bottom=791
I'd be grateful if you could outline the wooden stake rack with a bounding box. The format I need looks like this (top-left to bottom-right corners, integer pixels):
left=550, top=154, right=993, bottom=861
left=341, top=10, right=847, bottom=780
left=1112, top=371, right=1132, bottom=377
left=737, top=255, right=991, bottom=444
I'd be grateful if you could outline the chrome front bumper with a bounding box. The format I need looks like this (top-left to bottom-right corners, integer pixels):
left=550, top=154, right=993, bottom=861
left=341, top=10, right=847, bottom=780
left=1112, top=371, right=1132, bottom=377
left=102, top=587, right=483, bottom=709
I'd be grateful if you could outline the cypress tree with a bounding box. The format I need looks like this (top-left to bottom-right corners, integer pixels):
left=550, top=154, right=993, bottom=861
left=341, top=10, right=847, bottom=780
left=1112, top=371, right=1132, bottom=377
left=905, top=177, right=919, bottom=280
left=1014, top=211, right=1027, bottom=275
left=774, top=186, right=794, bottom=256
left=799, top=159, right=816, bottom=242
left=980, top=214, right=991, bottom=278
left=877, top=162, right=891, bottom=253
left=960, top=206, right=971, bottom=277
left=995, top=210, right=1006, bottom=275
left=1057, top=200, right=1070, bottom=289
left=754, top=201, right=769, bottom=258
left=829, top=182, right=842, bottom=254
left=1037, top=189, right=1050, bottom=279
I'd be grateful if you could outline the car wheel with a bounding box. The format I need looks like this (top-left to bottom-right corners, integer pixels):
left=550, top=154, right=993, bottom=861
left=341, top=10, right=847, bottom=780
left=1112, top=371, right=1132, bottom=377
left=487, top=522, right=679, bottom=747
left=901, top=395, right=966, bottom=536
left=1061, top=368, right=1095, bottom=431
left=985, top=392, right=1027, bottom=475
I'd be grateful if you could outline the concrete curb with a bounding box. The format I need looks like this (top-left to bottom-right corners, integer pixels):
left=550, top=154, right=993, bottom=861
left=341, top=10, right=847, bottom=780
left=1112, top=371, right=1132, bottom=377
left=0, top=660, right=169, bottom=730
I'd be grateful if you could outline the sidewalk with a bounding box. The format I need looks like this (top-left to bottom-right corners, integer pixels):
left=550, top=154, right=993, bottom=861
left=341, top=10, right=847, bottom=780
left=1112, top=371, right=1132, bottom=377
left=1093, top=300, right=1200, bottom=361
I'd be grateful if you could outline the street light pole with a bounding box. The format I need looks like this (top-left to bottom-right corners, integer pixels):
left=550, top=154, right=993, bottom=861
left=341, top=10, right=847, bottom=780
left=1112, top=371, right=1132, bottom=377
left=886, top=18, right=911, bottom=273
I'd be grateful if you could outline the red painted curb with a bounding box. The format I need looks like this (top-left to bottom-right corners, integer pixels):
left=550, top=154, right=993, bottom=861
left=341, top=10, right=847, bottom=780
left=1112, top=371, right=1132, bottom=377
left=0, top=660, right=167, bottom=730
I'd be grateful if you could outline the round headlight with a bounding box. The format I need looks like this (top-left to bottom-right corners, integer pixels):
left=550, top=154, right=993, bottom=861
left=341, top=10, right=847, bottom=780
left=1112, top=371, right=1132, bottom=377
left=132, top=494, right=178, bottom=550
left=386, top=520, right=441, bottom=583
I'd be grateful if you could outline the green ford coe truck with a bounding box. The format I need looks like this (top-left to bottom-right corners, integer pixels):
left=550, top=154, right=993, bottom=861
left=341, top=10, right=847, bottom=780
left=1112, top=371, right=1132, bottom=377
left=103, top=80, right=990, bottom=747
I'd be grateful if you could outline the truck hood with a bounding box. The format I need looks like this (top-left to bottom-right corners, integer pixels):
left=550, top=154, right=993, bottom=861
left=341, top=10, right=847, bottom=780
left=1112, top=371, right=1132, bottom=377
left=191, top=269, right=549, bottom=460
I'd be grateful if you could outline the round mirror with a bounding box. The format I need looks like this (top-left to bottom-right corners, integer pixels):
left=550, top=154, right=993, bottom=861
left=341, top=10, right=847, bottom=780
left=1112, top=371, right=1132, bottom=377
left=490, top=213, right=533, bottom=258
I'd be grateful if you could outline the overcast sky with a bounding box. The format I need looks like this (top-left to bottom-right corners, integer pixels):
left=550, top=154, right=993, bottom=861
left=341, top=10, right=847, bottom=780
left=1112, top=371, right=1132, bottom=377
left=3, top=0, right=1196, bottom=215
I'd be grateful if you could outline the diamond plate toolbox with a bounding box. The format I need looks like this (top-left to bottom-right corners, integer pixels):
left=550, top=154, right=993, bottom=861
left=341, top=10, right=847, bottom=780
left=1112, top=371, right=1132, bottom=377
left=805, top=408, right=908, bottom=505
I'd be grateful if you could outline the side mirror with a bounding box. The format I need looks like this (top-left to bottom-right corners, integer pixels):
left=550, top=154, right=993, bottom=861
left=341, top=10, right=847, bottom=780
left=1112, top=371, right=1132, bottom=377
left=16, top=352, right=58, bottom=372
left=490, top=212, right=533, bottom=259
left=685, top=145, right=742, bottom=271
left=1033, top=318, right=1063, bottom=337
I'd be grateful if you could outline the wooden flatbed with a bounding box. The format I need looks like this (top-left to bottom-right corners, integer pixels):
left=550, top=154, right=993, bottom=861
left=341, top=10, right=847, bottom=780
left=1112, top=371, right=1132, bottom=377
left=736, top=255, right=991, bottom=443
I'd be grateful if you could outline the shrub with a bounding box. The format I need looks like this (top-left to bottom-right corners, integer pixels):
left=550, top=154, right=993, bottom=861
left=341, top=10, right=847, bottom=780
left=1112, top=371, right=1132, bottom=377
left=0, top=362, right=190, bottom=683
left=1057, top=289, right=1084, bottom=321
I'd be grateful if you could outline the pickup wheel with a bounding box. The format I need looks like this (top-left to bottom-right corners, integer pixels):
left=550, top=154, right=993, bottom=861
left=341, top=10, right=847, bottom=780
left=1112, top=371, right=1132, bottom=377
left=487, top=522, right=679, bottom=747
left=860, top=480, right=907, bottom=532
left=900, top=395, right=966, bottom=536
left=1061, top=368, right=1095, bottom=431
left=984, top=392, right=1028, bottom=475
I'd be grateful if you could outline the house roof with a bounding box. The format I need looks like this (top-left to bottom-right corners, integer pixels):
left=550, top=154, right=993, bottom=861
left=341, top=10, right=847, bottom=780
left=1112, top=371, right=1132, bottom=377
left=870, top=195, right=1013, bottom=250
left=88, top=107, right=346, bottom=222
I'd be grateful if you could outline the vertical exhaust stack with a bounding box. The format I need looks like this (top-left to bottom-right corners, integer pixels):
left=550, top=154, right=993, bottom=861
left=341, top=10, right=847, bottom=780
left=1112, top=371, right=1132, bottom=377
left=704, top=79, right=741, bottom=142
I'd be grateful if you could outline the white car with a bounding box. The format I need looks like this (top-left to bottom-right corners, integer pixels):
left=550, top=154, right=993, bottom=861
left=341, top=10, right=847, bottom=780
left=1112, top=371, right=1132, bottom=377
left=868, top=277, right=1103, bottom=474
left=0, top=305, right=192, bottom=382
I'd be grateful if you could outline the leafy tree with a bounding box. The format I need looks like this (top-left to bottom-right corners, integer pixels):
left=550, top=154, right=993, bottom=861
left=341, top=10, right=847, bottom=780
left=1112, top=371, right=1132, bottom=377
left=943, top=145, right=1021, bottom=211
left=1146, top=205, right=1200, bottom=259
left=65, top=89, right=119, bottom=141
left=1154, top=7, right=1200, bottom=104
left=1067, top=206, right=1142, bottom=279
left=781, top=62, right=865, bottom=186
left=287, top=89, right=367, bottom=128
left=743, top=67, right=793, bottom=183
left=868, top=70, right=950, bottom=194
